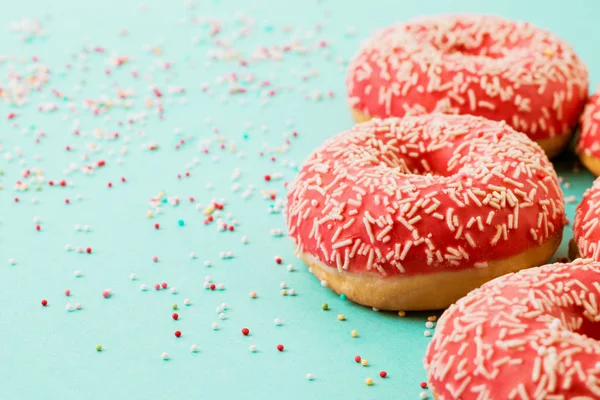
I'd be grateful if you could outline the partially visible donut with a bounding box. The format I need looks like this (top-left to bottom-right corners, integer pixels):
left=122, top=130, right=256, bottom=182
left=424, top=259, right=600, bottom=399
left=577, top=85, right=600, bottom=176
left=346, top=15, right=589, bottom=158
left=571, top=176, right=600, bottom=260
left=285, top=114, right=565, bottom=310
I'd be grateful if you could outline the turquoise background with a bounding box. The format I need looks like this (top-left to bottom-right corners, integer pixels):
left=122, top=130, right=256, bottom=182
left=0, top=0, right=597, bottom=399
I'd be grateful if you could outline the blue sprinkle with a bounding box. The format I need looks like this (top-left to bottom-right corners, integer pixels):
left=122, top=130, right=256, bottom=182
left=178, top=219, right=185, bottom=227
left=340, top=294, right=346, bottom=301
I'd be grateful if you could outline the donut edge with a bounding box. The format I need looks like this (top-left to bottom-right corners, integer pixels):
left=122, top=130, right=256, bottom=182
left=300, top=230, right=562, bottom=311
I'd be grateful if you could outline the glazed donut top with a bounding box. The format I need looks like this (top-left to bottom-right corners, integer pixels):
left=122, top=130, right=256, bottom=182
left=577, top=85, right=600, bottom=158
left=285, top=114, right=565, bottom=277
left=573, top=177, right=600, bottom=260
left=424, top=259, right=600, bottom=399
left=347, top=15, right=589, bottom=140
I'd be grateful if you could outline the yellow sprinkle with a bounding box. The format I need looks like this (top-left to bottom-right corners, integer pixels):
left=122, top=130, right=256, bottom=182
left=158, top=191, right=165, bottom=198
left=428, top=315, right=437, bottom=322
left=0, top=184, right=3, bottom=190
left=249, top=291, right=257, bottom=298
left=145, top=98, right=153, bottom=108
left=281, top=289, right=287, bottom=296
left=146, top=211, right=154, bottom=218
left=361, top=359, right=368, bottom=367
left=351, top=330, right=358, bottom=338
left=365, top=378, right=373, bottom=386
left=337, top=314, right=345, bottom=321
left=398, top=310, right=406, bottom=317
left=203, top=205, right=215, bottom=215
left=543, top=49, right=554, bottom=57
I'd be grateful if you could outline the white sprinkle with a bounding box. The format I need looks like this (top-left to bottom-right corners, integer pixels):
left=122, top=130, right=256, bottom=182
left=424, top=330, right=432, bottom=337
left=129, top=273, right=137, bottom=280
left=65, top=303, right=73, bottom=312
left=212, top=322, right=219, bottom=330
left=74, top=270, right=82, bottom=277
left=249, top=345, right=257, bottom=352
left=184, top=298, right=191, bottom=305
left=140, top=284, right=148, bottom=291
left=274, top=318, right=282, bottom=326
left=320, top=280, right=328, bottom=287
left=8, top=258, right=16, bottom=265
left=190, top=344, right=199, bottom=352
left=161, top=352, right=169, bottom=360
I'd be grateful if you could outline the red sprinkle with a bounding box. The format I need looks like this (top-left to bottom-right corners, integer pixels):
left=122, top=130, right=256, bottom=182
left=174, top=330, right=181, bottom=338
left=420, top=382, right=428, bottom=389
left=35, top=225, right=41, bottom=231
left=379, top=371, right=387, bottom=378
left=277, top=344, right=284, bottom=352
left=121, top=177, right=126, bottom=182
left=86, top=247, right=92, bottom=254
left=152, top=256, right=158, bottom=262
left=241, top=328, right=250, bottom=336
left=107, top=182, right=113, bottom=188
left=161, top=282, right=168, bottom=289
left=172, top=313, right=179, bottom=320
left=228, top=226, right=234, bottom=231
left=64, top=290, right=71, bottom=296
left=154, top=223, right=160, bottom=229
left=154, top=283, right=161, bottom=290
left=102, top=290, right=110, bottom=298
left=264, top=174, right=271, bottom=181
left=209, top=284, right=216, bottom=290
left=274, top=257, right=282, bottom=264
left=41, top=299, right=48, bottom=306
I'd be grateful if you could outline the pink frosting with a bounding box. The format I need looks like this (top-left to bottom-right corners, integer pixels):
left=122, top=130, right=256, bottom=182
left=347, top=15, right=588, bottom=141
left=424, top=259, right=600, bottom=399
left=576, top=86, right=600, bottom=158
left=573, top=176, right=600, bottom=259
left=285, top=114, right=565, bottom=277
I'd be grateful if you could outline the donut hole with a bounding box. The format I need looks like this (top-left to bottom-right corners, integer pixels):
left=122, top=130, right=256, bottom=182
left=434, top=32, right=506, bottom=59
left=576, top=316, right=600, bottom=341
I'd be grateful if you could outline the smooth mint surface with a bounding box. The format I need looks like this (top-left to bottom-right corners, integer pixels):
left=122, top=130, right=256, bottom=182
left=0, top=0, right=597, bottom=399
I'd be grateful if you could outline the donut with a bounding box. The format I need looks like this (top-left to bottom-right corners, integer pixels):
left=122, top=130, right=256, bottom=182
left=424, top=259, right=600, bottom=399
left=571, top=176, right=600, bottom=260
left=576, top=85, right=600, bottom=176
left=285, top=114, right=565, bottom=311
left=346, top=15, right=589, bottom=158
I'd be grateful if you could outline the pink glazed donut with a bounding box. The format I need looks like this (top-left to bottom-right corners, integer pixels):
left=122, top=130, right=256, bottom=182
left=347, top=14, right=589, bottom=158
left=576, top=86, right=600, bottom=176
left=285, top=114, right=564, bottom=310
left=424, top=259, right=600, bottom=399
left=571, top=177, right=600, bottom=260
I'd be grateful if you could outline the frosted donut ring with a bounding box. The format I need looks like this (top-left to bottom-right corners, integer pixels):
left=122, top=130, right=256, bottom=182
left=424, top=259, right=600, bottom=399
left=577, top=85, right=600, bottom=176
left=571, top=177, right=600, bottom=260
left=285, top=114, right=565, bottom=310
left=347, top=15, right=589, bottom=158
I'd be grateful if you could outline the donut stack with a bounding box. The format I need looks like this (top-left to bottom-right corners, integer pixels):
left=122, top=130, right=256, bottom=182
left=285, top=13, right=600, bottom=399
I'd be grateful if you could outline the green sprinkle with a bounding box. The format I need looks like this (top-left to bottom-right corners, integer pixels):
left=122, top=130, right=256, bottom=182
left=96, top=345, right=102, bottom=352
left=340, top=294, right=346, bottom=301
left=172, top=304, right=178, bottom=310
left=161, top=198, right=168, bottom=204
left=242, top=133, right=249, bottom=140
left=322, top=303, right=329, bottom=311
left=178, top=219, right=185, bottom=227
